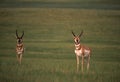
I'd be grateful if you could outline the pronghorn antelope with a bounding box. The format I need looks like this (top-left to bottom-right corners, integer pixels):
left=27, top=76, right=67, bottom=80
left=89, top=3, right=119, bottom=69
left=16, top=30, right=24, bottom=64
left=72, top=30, right=91, bottom=72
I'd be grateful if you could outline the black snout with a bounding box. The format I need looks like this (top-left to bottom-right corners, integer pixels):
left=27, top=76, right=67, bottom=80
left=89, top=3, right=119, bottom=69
left=18, top=39, right=22, bottom=44
left=18, top=39, right=21, bottom=43
left=76, top=39, right=79, bottom=43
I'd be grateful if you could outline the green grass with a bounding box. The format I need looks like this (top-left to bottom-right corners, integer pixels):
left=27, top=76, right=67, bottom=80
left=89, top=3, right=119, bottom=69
left=0, top=7, right=120, bottom=82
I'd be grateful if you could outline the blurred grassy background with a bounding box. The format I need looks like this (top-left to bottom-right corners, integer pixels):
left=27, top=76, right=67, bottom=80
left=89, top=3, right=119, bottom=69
left=1, top=0, right=120, bottom=5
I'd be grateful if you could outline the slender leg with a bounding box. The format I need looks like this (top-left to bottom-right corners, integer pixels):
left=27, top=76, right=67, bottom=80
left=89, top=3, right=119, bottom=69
left=17, top=54, right=21, bottom=64
left=16, top=54, right=19, bottom=63
left=19, top=54, right=22, bottom=65
left=81, top=56, right=84, bottom=73
left=76, top=55, right=79, bottom=72
left=87, top=55, right=90, bottom=71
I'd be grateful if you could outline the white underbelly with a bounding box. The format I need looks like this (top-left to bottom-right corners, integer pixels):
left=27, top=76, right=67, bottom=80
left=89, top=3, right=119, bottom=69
left=75, top=49, right=90, bottom=57
left=17, top=51, right=22, bottom=54
left=17, top=48, right=24, bottom=54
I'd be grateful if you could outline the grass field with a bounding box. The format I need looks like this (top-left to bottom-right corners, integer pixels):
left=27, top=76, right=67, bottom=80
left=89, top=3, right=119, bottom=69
left=0, top=1, right=120, bottom=82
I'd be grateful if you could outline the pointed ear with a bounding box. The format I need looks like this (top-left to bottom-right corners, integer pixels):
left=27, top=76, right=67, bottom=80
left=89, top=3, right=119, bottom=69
left=79, top=30, right=83, bottom=37
left=71, top=30, right=76, bottom=37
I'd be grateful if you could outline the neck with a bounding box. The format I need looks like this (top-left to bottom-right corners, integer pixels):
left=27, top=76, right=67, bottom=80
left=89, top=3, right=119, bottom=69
left=75, top=43, right=81, bottom=50
left=17, top=43, right=23, bottom=47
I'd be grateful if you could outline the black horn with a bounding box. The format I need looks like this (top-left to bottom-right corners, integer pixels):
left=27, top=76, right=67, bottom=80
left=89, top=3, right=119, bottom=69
left=71, top=30, right=76, bottom=37
left=79, top=30, right=83, bottom=37
left=21, top=31, right=24, bottom=38
left=16, top=30, right=19, bottom=38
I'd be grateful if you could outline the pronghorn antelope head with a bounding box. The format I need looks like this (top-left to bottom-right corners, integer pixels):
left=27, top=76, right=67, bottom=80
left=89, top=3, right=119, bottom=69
left=72, top=30, right=83, bottom=45
left=16, top=30, right=24, bottom=44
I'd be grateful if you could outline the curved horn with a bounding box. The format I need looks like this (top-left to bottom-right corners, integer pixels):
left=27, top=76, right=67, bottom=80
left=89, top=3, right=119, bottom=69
left=16, top=30, right=19, bottom=38
left=71, top=30, right=76, bottom=37
left=21, top=31, right=24, bottom=38
left=79, top=30, right=83, bottom=37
